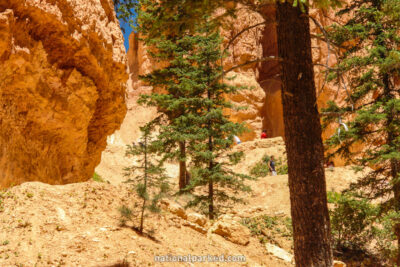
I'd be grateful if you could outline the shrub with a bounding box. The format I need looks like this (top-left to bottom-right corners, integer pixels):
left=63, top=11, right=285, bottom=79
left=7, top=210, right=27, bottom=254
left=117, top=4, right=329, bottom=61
left=327, top=191, right=378, bottom=250
left=118, top=205, right=133, bottom=226
left=373, top=211, right=399, bottom=261
left=241, top=215, right=292, bottom=244
left=250, top=162, right=269, bottom=178
left=276, top=157, right=288, bottom=175
left=250, top=155, right=288, bottom=176
left=92, top=172, right=105, bottom=183
left=250, top=155, right=270, bottom=178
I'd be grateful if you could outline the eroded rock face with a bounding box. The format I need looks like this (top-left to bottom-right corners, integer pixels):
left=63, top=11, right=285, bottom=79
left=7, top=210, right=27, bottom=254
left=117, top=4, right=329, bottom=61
left=124, top=6, right=304, bottom=142
left=221, top=6, right=269, bottom=141
left=125, top=5, right=347, bottom=157
left=0, top=0, right=127, bottom=188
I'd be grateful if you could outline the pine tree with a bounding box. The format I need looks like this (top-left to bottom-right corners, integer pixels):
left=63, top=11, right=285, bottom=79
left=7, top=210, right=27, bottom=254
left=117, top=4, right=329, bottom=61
left=136, top=33, right=202, bottom=190
left=179, top=21, right=251, bottom=220
left=323, top=0, right=400, bottom=263
left=136, top=0, right=217, bottom=190
left=122, top=123, right=170, bottom=234
left=119, top=0, right=336, bottom=263
left=137, top=7, right=251, bottom=218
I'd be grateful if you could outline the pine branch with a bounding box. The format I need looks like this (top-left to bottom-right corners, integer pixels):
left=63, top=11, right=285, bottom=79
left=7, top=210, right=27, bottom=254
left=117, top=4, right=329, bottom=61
left=306, top=14, right=333, bottom=98
left=223, top=20, right=275, bottom=52
left=222, top=56, right=281, bottom=75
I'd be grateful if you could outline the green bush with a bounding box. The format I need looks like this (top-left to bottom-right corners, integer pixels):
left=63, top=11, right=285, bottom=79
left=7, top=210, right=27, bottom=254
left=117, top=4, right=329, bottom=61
left=249, top=155, right=270, bottom=177
left=250, top=162, right=269, bottom=178
left=92, top=172, right=105, bottom=183
left=373, top=211, right=399, bottom=261
left=276, top=157, right=288, bottom=175
left=327, top=191, right=378, bottom=250
left=241, top=214, right=292, bottom=244
left=250, top=155, right=289, bottom=177
left=118, top=205, right=133, bottom=226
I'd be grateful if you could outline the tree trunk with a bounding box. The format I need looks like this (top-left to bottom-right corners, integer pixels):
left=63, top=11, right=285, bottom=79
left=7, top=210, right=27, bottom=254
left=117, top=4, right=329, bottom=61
left=208, top=134, right=214, bottom=220
left=383, top=72, right=400, bottom=265
left=392, top=158, right=400, bottom=266
left=140, top=136, right=148, bottom=234
left=276, top=2, right=333, bottom=266
left=178, top=141, right=187, bottom=190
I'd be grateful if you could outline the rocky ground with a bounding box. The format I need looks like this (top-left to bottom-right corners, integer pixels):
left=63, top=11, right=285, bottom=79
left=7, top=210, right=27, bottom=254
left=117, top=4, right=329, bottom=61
left=0, top=138, right=358, bottom=266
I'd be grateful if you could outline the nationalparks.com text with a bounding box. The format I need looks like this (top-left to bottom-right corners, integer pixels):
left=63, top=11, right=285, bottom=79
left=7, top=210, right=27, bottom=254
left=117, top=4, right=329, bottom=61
left=154, top=254, right=246, bottom=263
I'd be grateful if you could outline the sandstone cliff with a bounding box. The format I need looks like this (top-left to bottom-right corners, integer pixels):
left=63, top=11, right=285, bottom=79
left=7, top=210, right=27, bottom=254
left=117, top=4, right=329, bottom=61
left=125, top=6, right=345, bottom=143
left=0, top=0, right=127, bottom=188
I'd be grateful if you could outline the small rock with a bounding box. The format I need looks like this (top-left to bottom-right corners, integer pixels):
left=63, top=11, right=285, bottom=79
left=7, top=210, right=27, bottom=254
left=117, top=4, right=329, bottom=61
left=265, top=243, right=293, bottom=262
left=183, top=221, right=207, bottom=234
left=249, top=206, right=265, bottom=214
left=333, top=260, right=346, bottom=267
left=92, top=238, right=100, bottom=242
left=160, top=199, right=187, bottom=219
left=274, top=211, right=285, bottom=216
left=210, top=218, right=250, bottom=246
left=187, top=213, right=207, bottom=227
left=56, top=207, right=66, bottom=221
left=261, top=229, right=269, bottom=236
left=128, top=251, right=136, bottom=255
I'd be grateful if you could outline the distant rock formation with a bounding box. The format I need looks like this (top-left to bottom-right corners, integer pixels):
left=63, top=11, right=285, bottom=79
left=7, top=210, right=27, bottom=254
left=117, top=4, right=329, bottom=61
left=125, top=5, right=345, bottom=143
left=0, top=0, right=127, bottom=188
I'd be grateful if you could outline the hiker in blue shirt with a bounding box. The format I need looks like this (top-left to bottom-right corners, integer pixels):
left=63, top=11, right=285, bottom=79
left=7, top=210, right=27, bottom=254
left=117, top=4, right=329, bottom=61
left=269, top=156, right=277, bottom=176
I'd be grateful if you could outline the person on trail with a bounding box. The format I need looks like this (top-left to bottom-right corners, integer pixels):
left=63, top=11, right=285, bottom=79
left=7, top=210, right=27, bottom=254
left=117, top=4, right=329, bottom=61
left=328, top=161, right=335, bottom=170
left=269, top=156, right=277, bottom=176
left=261, top=129, right=268, bottom=139
left=233, top=135, right=241, bottom=145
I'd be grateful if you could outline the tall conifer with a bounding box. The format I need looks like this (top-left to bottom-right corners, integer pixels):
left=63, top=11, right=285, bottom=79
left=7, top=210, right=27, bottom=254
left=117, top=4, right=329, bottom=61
left=137, top=5, right=251, bottom=218
left=180, top=22, right=251, bottom=220
left=324, top=0, right=400, bottom=263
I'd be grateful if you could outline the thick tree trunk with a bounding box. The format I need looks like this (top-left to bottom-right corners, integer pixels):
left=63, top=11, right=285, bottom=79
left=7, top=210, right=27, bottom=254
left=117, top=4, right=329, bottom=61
left=383, top=72, right=400, bottom=265
left=392, top=158, right=400, bottom=266
left=276, top=2, right=333, bottom=266
left=208, top=135, right=214, bottom=220
left=178, top=141, right=187, bottom=190
left=208, top=179, right=214, bottom=220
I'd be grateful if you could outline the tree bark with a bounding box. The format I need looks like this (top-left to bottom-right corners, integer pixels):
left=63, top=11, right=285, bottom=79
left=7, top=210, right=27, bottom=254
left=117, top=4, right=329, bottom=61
left=140, top=136, right=148, bottom=234
left=178, top=141, right=187, bottom=190
left=383, top=72, right=400, bottom=265
left=276, top=2, right=333, bottom=266
left=391, top=158, right=400, bottom=266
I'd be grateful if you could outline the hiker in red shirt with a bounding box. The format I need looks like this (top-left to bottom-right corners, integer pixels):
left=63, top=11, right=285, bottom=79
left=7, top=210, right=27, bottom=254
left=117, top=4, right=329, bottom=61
left=261, top=129, right=268, bottom=139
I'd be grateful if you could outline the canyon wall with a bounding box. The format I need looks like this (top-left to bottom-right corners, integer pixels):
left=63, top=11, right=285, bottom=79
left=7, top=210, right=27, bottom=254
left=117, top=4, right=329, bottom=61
left=126, top=6, right=344, bottom=143
left=0, top=0, right=127, bottom=188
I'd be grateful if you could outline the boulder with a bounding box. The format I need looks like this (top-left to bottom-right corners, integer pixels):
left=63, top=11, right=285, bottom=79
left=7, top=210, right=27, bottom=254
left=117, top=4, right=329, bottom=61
left=265, top=243, right=293, bottom=263
left=0, top=0, right=127, bottom=188
left=160, top=199, right=187, bottom=219
left=187, top=213, right=207, bottom=227
left=182, top=221, right=207, bottom=234
left=210, top=217, right=251, bottom=246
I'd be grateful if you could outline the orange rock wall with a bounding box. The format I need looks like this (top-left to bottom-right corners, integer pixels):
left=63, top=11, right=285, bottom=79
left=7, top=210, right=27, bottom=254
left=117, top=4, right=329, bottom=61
left=0, top=0, right=127, bottom=188
left=126, top=6, right=345, bottom=145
